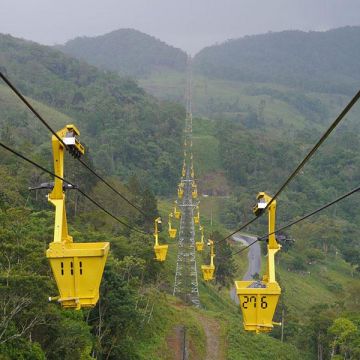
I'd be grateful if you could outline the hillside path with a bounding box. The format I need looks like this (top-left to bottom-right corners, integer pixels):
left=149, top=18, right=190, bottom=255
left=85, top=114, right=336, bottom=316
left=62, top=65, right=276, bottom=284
left=230, top=233, right=261, bottom=304
left=195, top=314, right=223, bottom=360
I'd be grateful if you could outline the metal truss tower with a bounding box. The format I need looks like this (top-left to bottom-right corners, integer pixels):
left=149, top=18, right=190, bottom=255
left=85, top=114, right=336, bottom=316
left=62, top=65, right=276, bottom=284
left=173, top=56, right=200, bottom=307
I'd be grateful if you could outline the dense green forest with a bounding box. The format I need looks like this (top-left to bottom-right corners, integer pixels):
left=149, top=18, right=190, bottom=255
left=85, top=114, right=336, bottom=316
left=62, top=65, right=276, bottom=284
left=0, top=33, right=185, bottom=195
left=57, top=29, right=188, bottom=78
left=1, top=27, right=360, bottom=359
left=193, top=26, right=360, bottom=94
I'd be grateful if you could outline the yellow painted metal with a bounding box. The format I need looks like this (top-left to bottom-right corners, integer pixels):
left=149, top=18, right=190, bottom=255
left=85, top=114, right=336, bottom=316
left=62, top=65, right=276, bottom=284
left=178, top=182, right=184, bottom=199
left=46, top=125, right=109, bottom=310
left=235, top=281, right=281, bottom=333
left=47, top=242, right=109, bottom=309
left=182, top=160, right=186, bottom=177
left=168, top=213, right=177, bottom=239
left=235, top=192, right=281, bottom=332
left=154, top=217, right=168, bottom=262
left=193, top=206, right=200, bottom=224
left=192, top=182, right=198, bottom=199
left=195, top=225, right=205, bottom=252
left=201, top=239, right=215, bottom=281
left=174, top=203, right=181, bottom=219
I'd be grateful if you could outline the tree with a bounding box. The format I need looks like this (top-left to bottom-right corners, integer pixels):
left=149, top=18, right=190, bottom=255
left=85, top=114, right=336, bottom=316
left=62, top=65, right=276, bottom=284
left=328, top=318, right=359, bottom=359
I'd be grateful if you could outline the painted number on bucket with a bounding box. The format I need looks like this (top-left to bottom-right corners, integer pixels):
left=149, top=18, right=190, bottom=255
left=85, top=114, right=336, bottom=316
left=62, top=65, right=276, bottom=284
left=242, top=296, right=268, bottom=309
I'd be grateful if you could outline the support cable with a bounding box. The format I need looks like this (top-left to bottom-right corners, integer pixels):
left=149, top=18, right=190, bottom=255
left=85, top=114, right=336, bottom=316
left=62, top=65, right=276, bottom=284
left=215, top=89, right=360, bottom=245
left=0, top=141, right=148, bottom=235
left=0, top=71, right=149, bottom=219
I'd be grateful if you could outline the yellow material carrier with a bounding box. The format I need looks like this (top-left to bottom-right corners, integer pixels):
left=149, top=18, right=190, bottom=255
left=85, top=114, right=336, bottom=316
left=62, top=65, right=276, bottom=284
left=173, top=202, right=181, bottom=220
left=235, top=192, right=281, bottom=333
left=168, top=213, right=177, bottom=239
left=46, top=125, right=109, bottom=310
left=192, top=182, right=198, bottom=199
left=194, top=206, right=200, bottom=224
left=178, top=182, right=184, bottom=199
left=201, top=239, right=215, bottom=281
left=153, top=217, right=168, bottom=261
left=195, top=225, right=205, bottom=252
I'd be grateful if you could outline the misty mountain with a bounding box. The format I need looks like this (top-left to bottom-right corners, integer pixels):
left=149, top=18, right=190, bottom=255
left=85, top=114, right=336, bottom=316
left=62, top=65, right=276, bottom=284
left=193, top=26, right=360, bottom=94
left=57, top=29, right=188, bottom=77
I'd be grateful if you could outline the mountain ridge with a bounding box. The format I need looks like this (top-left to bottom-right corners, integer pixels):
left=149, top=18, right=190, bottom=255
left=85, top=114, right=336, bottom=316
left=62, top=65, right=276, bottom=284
left=57, top=28, right=188, bottom=77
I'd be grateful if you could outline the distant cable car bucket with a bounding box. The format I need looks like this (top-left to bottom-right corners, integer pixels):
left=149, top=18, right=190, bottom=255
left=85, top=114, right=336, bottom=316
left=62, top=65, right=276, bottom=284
left=178, top=183, right=184, bottom=199
left=174, top=203, right=181, bottom=219
left=194, top=207, right=200, bottom=224
left=201, top=239, right=215, bottom=281
left=196, top=226, right=205, bottom=251
left=192, top=183, right=198, bottom=199
left=168, top=213, right=177, bottom=238
left=46, top=125, right=109, bottom=310
left=154, top=217, right=168, bottom=262
left=235, top=280, right=281, bottom=333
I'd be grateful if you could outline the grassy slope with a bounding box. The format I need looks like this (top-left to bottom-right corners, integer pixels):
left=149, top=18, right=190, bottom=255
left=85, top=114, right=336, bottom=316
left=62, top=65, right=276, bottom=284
left=139, top=70, right=360, bottom=134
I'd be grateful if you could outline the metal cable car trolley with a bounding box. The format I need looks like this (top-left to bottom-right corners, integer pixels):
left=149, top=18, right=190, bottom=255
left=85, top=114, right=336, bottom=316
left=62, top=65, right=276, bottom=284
left=194, top=206, right=200, bottom=224
left=173, top=202, right=181, bottom=219
left=168, top=213, right=177, bottom=238
left=46, top=125, right=110, bottom=310
left=201, top=239, right=215, bottom=281
left=235, top=192, right=281, bottom=333
left=196, top=225, right=205, bottom=252
left=153, top=217, right=168, bottom=261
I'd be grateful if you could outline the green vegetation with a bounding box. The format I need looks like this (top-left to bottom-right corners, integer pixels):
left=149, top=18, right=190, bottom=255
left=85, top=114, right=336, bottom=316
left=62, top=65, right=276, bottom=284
left=1, top=26, right=360, bottom=359
left=57, top=29, right=188, bottom=78
left=0, top=33, right=185, bottom=195
left=193, top=26, right=360, bottom=94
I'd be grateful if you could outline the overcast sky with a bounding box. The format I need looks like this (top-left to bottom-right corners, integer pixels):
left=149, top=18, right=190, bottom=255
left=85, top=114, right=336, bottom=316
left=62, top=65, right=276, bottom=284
left=1, top=0, right=360, bottom=54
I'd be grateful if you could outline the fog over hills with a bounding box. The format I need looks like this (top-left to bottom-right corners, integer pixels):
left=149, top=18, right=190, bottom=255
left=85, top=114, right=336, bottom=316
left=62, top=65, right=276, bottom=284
left=57, top=28, right=188, bottom=77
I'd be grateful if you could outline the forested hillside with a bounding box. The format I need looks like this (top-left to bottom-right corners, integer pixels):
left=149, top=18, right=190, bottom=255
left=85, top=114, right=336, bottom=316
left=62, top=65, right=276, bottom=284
left=0, top=33, right=184, bottom=194
left=57, top=29, right=188, bottom=77
left=193, top=26, right=360, bottom=94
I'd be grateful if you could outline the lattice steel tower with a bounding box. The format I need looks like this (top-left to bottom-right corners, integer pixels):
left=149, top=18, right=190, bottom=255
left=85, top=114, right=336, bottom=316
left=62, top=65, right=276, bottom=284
left=173, top=56, right=200, bottom=307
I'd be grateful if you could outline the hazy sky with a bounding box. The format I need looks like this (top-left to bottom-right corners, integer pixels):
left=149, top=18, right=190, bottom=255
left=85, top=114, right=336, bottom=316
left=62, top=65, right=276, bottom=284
left=1, top=0, right=360, bottom=54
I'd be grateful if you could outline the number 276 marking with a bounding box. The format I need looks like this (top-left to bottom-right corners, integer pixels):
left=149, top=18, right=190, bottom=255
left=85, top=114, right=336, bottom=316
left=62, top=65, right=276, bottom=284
left=242, top=295, right=268, bottom=309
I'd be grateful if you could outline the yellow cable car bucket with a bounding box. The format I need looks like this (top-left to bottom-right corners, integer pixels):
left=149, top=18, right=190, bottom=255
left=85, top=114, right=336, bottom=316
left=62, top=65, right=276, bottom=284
left=192, top=183, right=198, bottom=199
left=46, top=125, right=109, bottom=310
left=47, top=242, right=109, bottom=309
left=154, top=244, right=168, bottom=262
left=174, top=203, right=181, bottom=219
left=201, top=239, right=215, bottom=281
left=235, top=192, right=282, bottom=332
left=168, top=213, right=177, bottom=239
left=194, top=207, right=200, bottom=224
left=178, top=183, right=184, bottom=199
left=235, top=280, right=281, bottom=333
left=196, top=242, right=204, bottom=251
left=196, top=226, right=205, bottom=252
left=153, top=217, right=168, bottom=262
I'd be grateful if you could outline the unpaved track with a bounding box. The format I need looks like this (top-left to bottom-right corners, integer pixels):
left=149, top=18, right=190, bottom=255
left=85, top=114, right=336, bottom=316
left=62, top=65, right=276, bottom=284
left=167, top=325, right=184, bottom=360
left=196, top=314, right=223, bottom=360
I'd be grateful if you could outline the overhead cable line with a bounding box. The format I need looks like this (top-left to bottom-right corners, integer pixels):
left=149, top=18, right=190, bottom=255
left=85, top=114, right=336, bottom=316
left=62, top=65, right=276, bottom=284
left=229, top=184, right=360, bottom=258
left=215, top=88, right=360, bottom=245
left=0, top=71, right=148, bottom=219
left=0, top=141, right=148, bottom=235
